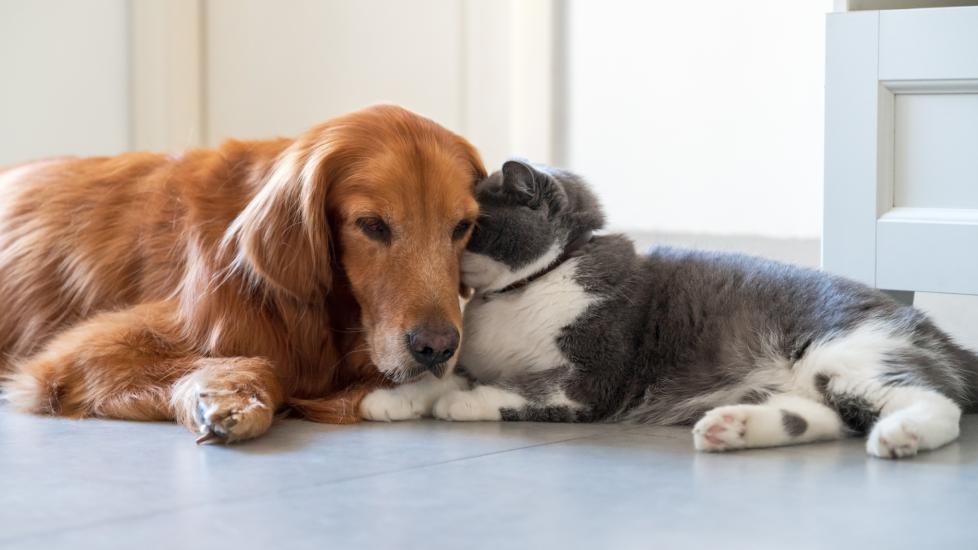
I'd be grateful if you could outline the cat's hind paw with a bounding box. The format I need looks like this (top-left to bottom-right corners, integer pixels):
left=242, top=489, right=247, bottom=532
left=867, top=417, right=920, bottom=459
left=693, top=407, right=749, bottom=452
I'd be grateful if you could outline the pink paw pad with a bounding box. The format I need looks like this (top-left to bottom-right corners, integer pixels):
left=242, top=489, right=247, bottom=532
left=693, top=409, right=749, bottom=452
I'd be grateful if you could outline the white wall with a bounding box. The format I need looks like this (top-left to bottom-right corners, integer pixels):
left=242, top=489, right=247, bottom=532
left=0, top=0, right=547, bottom=171
left=0, top=0, right=130, bottom=165
left=203, top=0, right=554, bottom=172
left=0, top=0, right=522, bottom=166
left=204, top=0, right=465, bottom=146
left=565, top=0, right=833, bottom=238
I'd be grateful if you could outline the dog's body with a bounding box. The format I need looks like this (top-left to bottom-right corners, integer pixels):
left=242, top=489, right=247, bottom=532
left=0, top=105, right=484, bottom=441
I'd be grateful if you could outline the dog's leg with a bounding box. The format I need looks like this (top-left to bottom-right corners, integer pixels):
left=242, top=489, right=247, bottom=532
left=171, top=357, right=283, bottom=443
left=3, top=302, right=284, bottom=443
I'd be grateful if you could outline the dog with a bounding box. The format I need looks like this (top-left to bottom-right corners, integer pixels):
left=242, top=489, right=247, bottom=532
left=0, top=104, right=484, bottom=443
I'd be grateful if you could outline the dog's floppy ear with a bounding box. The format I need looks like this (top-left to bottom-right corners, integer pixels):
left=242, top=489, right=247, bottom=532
left=454, top=137, right=487, bottom=189
left=228, top=138, right=340, bottom=299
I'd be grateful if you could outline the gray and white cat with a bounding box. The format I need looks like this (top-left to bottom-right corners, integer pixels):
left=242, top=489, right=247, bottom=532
left=361, top=160, right=978, bottom=459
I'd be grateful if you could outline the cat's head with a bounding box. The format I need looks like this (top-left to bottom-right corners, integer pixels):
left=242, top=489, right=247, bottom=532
left=462, top=160, right=605, bottom=292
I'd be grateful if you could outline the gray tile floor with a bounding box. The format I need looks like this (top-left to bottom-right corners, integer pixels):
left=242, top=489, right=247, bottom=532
left=2, top=408, right=977, bottom=550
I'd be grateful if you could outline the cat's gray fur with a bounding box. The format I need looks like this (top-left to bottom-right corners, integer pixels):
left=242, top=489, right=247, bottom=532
left=447, top=160, right=978, bottom=456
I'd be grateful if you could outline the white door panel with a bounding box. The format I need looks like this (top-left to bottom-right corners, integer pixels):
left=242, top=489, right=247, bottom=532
left=823, top=11, right=880, bottom=286
left=894, top=92, right=978, bottom=209
left=824, top=6, right=978, bottom=297
left=879, top=8, right=978, bottom=80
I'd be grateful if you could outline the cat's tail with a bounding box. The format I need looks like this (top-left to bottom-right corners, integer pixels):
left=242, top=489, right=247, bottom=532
left=904, top=306, right=978, bottom=413
left=954, top=342, right=978, bottom=414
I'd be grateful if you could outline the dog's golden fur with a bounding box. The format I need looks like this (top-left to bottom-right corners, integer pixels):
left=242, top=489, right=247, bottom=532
left=0, top=105, right=484, bottom=441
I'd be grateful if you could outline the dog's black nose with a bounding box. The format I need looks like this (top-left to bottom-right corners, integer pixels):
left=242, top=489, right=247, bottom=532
left=407, top=324, right=460, bottom=372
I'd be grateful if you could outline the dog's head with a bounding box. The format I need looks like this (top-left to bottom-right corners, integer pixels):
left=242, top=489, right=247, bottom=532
left=231, top=105, right=484, bottom=382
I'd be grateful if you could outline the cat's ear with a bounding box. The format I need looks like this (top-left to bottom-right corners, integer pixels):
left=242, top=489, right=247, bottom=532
left=501, top=159, right=543, bottom=208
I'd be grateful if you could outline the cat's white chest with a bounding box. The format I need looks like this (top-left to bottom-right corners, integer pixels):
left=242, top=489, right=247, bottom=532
left=459, top=260, right=597, bottom=381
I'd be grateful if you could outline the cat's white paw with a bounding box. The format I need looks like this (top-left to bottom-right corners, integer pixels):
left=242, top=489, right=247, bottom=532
left=360, top=389, right=426, bottom=421
left=433, top=390, right=502, bottom=421
left=867, top=417, right=920, bottom=459
left=693, top=407, right=749, bottom=452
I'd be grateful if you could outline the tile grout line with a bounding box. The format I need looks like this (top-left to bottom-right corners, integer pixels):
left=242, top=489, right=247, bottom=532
left=0, top=432, right=609, bottom=546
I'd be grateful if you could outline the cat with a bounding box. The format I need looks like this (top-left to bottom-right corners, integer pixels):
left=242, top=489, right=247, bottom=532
left=360, top=159, right=978, bottom=459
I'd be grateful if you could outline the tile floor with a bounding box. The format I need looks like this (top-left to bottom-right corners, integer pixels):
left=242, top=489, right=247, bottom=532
left=2, top=409, right=976, bottom=549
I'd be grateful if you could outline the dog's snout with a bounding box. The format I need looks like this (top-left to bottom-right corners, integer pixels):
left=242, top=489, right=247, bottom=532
left=407, top=324, right=460, bottom=372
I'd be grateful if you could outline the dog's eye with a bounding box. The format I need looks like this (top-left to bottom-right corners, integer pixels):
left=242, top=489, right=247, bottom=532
left=452, top=220, right=473, bottom=241
left=357, top=217, right=391, bottom=243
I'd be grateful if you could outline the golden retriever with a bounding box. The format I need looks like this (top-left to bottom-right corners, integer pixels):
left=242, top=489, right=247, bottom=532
left=0, top=104, right=484, bottom=442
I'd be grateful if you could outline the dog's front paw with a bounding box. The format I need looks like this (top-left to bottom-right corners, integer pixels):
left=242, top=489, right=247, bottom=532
left=433, top=390, right=502, bottom=421
left=361, top=389, right=426, bottom=421
left=194, top=389, right=273, bottom=444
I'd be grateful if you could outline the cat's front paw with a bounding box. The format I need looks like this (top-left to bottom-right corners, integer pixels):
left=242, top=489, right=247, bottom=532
left=360, top=389, right=426, bottom=421
left=693, top=407, right=749, bottom=452
left=433, top=390, right=502, bottom=421
left=867, top=417, right=920, bottom=459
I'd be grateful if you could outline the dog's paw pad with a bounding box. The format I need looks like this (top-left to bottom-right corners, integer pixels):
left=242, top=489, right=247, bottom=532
left=693, top=408, right=749, bottom=452
left=194, top=389, right=272, bottom=444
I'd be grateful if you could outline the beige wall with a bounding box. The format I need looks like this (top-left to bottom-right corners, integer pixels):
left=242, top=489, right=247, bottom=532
left=203, top=0, right=466, bottom=145
left=0, top=0, right=130, bottom=165
left=1, top=0, right=555, bottom=171
left=202, top=0, right=555, bottom=169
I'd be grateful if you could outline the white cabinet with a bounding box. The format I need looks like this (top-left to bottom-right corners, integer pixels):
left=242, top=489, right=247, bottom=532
left=824, top=6, right=978, bottom=303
